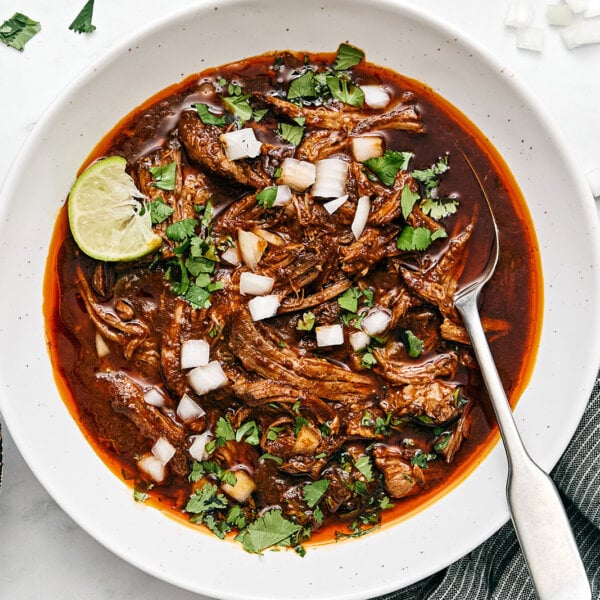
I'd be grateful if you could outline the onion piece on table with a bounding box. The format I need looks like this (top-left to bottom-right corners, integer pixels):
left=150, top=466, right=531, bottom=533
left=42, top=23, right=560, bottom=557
left=585, top=167, right=600, bottom=198
left=177, top=393, right=206, bottom=422
left=315, top=324, right=344, bottom=347
left=351, top=195, right=371, bottom=239
left=188, top=361, right=229, bottom=396
left=323, top=194, right=349, bottom=215
left=564, top=0, right=588, bottom=14
left=137, top=454, right=166, bottom=484
left=546, top=4, right=574, bottom=25
left=189, top=431, right=212, bottom=462
left=585, top=0, right=600, bottom=18
left=312, top=158, right=349, bottom=198
left=359, top=85, right=391, bottom=109
left=180, top=339, right=210, bottom=369
left=248, top=294, right=280, bottom=321
left=504, top=2, right=535, bottom=28
left=562, top=20, right=600, bottom=48
left=516, top=27, right=544, bottom=51
left=152, top=437, right=176, bottom=465
left=239, top=272, right=275, bottom=296
left=221, top=128, right=262, bottom=160
left=361, top=308, right=392, bottom=337
left=351, top=136, right=384, bottom=162
left=278, top=158, right=316, bottom=191
left=237, top=229, right=267, bottom=270
left=349, top=330, right=371, bottom=351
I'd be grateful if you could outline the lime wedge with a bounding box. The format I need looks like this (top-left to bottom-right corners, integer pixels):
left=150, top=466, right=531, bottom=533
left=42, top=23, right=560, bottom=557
left=68, top=156, right=162, bottom=261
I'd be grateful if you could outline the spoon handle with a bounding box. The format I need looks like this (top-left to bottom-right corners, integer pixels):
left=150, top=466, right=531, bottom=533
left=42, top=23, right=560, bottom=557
left=456, top=292, right=590, bottom=600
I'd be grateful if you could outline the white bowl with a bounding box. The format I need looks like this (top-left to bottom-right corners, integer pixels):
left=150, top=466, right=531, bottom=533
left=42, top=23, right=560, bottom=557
left=0, top=1, right=598, bottom=598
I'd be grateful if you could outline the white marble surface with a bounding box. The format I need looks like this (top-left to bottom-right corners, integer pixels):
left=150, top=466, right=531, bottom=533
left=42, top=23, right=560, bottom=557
left=0, top=0, right=598, bottom=598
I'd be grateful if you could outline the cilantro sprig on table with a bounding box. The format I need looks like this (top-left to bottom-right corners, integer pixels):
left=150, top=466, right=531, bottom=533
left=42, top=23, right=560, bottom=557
left=0, top=13, right=41, bottom=51
left=69, top=0, right=96, bottom=34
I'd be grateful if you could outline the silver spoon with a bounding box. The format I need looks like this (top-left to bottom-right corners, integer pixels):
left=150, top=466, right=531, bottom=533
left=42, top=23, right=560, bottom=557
left=454, top=159, right=590, bottom=600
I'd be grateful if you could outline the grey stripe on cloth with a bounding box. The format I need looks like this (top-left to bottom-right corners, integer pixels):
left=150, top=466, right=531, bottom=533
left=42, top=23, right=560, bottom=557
left=374, top=373, right=600, bottom=600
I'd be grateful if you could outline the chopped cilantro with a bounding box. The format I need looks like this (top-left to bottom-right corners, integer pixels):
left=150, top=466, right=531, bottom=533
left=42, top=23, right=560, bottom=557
left=293, top=416, right=309, bottom=436
left=404, top=330, right=424, bottom=358
left=287, top=71, right=318, bottom=100
left=337, top=287, right=362, bottom=313
left=333, top=43, right=365, bottom=71
left=148, top=198, right=174, bottom=224
left=278, top=122, right=304, bottom=146
left=412, top=155, right=450, bottom=196
left=296, top=311, right=316, bottom=331
left=411, top=450, right=437, bottom=469
left=184, top=285, right=212, bottom=309
left=354, top=455, right=374, bottom=481
left=0, top=13, right=41, bottom=51
left=396, top=226, right=447, bottom=251
left=326, top=76, right=364, bottom=108
left=235, top=420, right=260, bottom=446
left=361, top=350, right=377, bottom=369
left=253, top=108, right=269, bottom=122
left=364, top=151, right=413, bottom=186
left=303, top=479, right=330, bottom=508
left=188, top=461, right=205, bottom=482
left=221, top=470, right=238, bottom=487
left=194, top=102, right=226, bottom=126
left=256, top=186, right=278, bottom=208
left=148, top=161, right=177, bottom=191
left=420, top=196, right=459, bottom=220
left=166, top=218, right=197, bottom=242
left=215, top=416, right=236, bottom=442
left=186, top=483, right=228, bottom=514
left=69, top=0, right=95, bottom=34
left=226, top=505, right=247, bottom=529
left=236, top=509, right=302, bottom=554
left=223, top=94, right=253, bottom=123
left=400, top=185, right=420, bottom=220
left=259, top=453, right=283, bottom=465
left=434, top=434, right=451, bottom=452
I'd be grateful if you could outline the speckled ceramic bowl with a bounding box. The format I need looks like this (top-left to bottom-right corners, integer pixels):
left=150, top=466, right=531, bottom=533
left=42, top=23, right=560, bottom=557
left=0, top=1, right=598, bottom=598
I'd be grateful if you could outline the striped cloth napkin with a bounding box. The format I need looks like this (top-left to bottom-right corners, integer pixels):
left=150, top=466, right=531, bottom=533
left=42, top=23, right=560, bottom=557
left=376, top=373, right=600, bottom=599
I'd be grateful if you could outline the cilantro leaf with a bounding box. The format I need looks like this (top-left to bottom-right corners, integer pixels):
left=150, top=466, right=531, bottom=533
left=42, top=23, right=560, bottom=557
left=184, top=284, right=212, bottom=309
left=326, top=76, right=364, bottom=108
left=236, top=509, right=302, bottom=554
left=256, top=186, right=278, bottom=208
left=186, top=483, right=228, bottom=514
left=396, top=226, right=447, bottom=251
left=303, top=479, right=330, bottom=508
left=287, top=71, right=318, bottom=100
left=364, top=151, right=413, bottom=186
left=194, top=103, right=226, bottom=126
left=259, top=453, right=283, bottom=465
left=235, top=421, right=260, bottom=446
left=278, top=122, right=304, bottom=146
left=420, top=196, right=459, bottom=220
left=69, top=0, right=95, bottom=34
left=253, top=108, right=268, bottom=122
left=0, top=13, right=41, bottom=51
left=361, top=350, right=377, bottom=369
left=411, top=450, right=437, bottom=469
left=296, top=311, right=316, bottom=331
left=215, top=416, right=236, bottom=442
left=333, top=43, right=365, bottom=71
left=149, top=161, right=177, bottom=191
left=166, top=218, right=197, bottom=242
left=354, top=455, right=374, bottom=481
left=400, top=185, right=420, bottom=220
left=337, top=287, right=362, bottom=313
left=223, top=94, right=253, bottom=123
left=411, top=155, right=450, bottom=196
left=404, top=330, right=424, bottom=358
left=148, top=198, right=174, bottom=224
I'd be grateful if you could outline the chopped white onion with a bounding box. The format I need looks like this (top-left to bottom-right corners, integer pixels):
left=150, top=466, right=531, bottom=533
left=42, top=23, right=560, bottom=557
left=237, top=229, right=267, bottom=270
left=562, top=19, right=600, bottom=47
left=546, top=4, right=574, bottom=25
left=252, top=228, right=284, bottom=246
left=221, top=245, right=241, bottom=266
left=584, top=0, right=600, bottom=17
left=144, top=387, right=167, bottom=408
left=279, top=158, right=316, bottom=191
left=137, top=454, right=166, bottom=483
left=180, top=338, right=210, bottom=370
left=351, top=195, right=371, bottom=239
left=177, top=393, right=206, bottom=422
left=504, top=2, right=535, bottom=28
left=585, top=167, right=600, bottom=198
left=516, top=26, right=545, bottom=51
left=188, top=431, right=212, bottom=462
left=315, top=324, right=345, bottom=347
left=221, top=128, right=262, bottom=161
left=248, top=294, right=280, bottom=321
left=359, top=85, right=391, bottom=109
left=311, top=158, right=349, bottom=198
left=361, top=308, right=392, bottom=337
left=187, top=361, right=229, bottom=396
left=273, top=184, right=292, bottom=206
left=151, top=437, right=176, bottom=465
left=323, top=194, right=349, bottom=215
left=351, top=136, right=384, bottom=162
left=564, top=0, right=588, bottom=14
left=95, top=331, right=110, bottom=358
left=239, top=271, right=275, bottom=295
left=349, top=330, right=371, bottom=352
